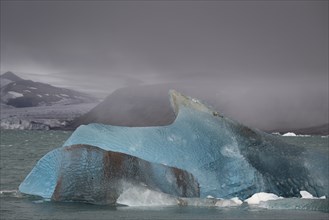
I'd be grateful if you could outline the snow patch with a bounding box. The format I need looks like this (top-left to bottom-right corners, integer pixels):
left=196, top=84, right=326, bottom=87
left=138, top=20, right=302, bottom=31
left=0, top=78, right=13, bottom=87
left=8, top=91, right=24, bottom=98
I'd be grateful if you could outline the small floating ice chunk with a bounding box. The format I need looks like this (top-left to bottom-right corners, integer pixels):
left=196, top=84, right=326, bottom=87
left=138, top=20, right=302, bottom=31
left=300, top=190, right=314, bottom=199
left=282, top=132, right=297, bottom=136
left=245, top=192, right=282, bottom=205
left=300, top=191, right=326, bottom=199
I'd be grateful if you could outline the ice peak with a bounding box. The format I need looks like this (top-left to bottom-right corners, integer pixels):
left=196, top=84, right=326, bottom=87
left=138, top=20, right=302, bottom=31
left=169, top=90, right=220, bottom=117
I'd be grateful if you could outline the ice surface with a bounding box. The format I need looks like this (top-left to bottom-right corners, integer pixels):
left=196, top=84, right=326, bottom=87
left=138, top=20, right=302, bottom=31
left=20, top=90, right=329, bottom=203
left=19, top=144, right=199, bottom=204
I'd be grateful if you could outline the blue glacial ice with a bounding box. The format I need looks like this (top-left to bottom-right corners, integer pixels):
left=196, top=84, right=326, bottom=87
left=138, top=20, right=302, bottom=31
left=19, top=144, right=199, bottom=204
left=19, top=90, right=328, bottom=203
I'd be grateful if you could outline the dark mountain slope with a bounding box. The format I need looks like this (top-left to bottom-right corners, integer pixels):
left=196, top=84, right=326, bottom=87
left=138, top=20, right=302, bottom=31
left=1, top=72, right=97, bottom=107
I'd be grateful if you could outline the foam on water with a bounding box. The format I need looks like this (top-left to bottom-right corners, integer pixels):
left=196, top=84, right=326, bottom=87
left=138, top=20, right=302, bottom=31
left=117, top=183, right=179, bottom=207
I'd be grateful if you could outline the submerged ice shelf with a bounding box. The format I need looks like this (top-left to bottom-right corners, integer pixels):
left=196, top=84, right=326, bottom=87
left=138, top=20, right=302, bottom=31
left=19, top=90, right=329, bottom=204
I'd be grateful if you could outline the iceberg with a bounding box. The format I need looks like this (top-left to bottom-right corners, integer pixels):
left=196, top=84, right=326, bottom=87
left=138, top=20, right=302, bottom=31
left=19, top=144, right=199, bottom=204
left=19, top=90, right=328, bottom=204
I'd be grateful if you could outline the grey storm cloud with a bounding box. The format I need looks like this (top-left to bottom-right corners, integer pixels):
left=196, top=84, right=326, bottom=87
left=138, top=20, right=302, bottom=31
left=0, top=0, right=328, bottom=130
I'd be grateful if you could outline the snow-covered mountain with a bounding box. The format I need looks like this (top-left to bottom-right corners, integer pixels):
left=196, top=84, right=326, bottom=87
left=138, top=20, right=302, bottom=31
left=0, top=72, right=99, bottom=130
left=0, top=71, right=96, bottom=107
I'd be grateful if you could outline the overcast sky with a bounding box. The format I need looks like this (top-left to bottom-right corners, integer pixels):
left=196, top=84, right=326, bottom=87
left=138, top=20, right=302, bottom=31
left=0, top=0, right=328, bottom=129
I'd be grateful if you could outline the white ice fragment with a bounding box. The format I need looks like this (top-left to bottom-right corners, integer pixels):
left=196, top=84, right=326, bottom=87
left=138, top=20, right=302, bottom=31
left=230, top=197, right=243, bottom=205
left=37, top=94, right=42, bottom=97
left=300, top=191, right=326, bottom=199
left=206, top=195, right=214, bottom=199
left=282, top=132, right=297, bottom=136
left=215, top=197, right=242, bottom=207
left=244, top=192, right=282, bottom=205
left=300, top=190, right=313, bottom=199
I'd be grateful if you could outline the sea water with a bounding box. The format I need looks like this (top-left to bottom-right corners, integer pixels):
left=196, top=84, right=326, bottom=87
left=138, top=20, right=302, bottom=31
left=0, top=130, right=328, bottom=220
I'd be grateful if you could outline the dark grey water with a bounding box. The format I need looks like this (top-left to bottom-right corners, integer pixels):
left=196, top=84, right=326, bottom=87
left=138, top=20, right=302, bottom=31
left=1, top=130, right=328, bottom=220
